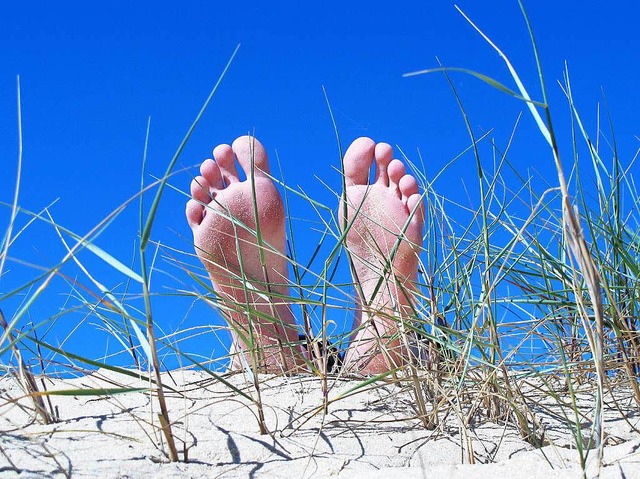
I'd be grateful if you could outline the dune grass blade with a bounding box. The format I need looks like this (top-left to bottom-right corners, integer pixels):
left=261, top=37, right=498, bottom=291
left=277, top=151, right=326, bottom=376
left=158, top=341, right=254, bottom=402
left=62, top=230, right=144, bottom=284
left=0, top=79, right=58, bottom=426
left=139, top=160, right=178, bottom=460
left=0, top=308, right=56, bottom=424
left=140, top=44, right=240, bottom=252
left=322, top=87, right=367, bottom=304
left=0, top=77, right=23, bottom=280
left=31, top=387, right=148, bottom=397
left=24, top=335, right=183, bottom=391
left=335, top=370, right=395, bottom=399
left=404, top=67, right=546, bottom=108
left=454, top=4, right=552, bottom=148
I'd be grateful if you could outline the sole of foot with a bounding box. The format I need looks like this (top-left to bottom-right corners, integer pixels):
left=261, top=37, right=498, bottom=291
left=186, top=135, right=306, bottom=374
left=340, top=137, right=425, bottom=374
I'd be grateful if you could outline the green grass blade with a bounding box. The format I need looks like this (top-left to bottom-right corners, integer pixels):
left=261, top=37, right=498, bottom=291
left=140, top=44, right=240, bottom=251
left=404, top=66, right=545, bottom=107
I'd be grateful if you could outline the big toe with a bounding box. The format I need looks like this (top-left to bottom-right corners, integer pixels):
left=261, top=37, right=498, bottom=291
left=232, top=135, right=270, bottom=178
left=343, top=137, right=375, bottom=186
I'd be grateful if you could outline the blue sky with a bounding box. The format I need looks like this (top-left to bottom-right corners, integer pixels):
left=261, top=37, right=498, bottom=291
left=1, top=1, right=639, bottom=371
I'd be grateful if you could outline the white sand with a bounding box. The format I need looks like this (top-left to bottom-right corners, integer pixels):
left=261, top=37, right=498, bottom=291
left=1, top=369, right=639, bottom=478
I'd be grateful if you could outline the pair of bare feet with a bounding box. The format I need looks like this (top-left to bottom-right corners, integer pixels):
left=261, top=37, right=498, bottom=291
left=185, top=136, right=424, bottom=375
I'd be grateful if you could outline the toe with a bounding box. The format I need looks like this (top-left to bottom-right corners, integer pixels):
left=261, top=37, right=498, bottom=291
left=185, top=199, right=205, bottom=229
left=213, top=144, right=239, bottom=185
left=387, top=159, right=406, bottom=195
left=232, top=135, right=270, bottom=178
left=344, top=137, right=375, bottom=186
left=373, top=142, right=393, bottom=186
left=191, top=176, right=212, bottom=204
left=399, top=173, right=422, bottom=218
left=200, top=159, right=224, bottom=192
left=407, top=193, right=425, bottom=223
left=399, top=173, right=419, bottom=200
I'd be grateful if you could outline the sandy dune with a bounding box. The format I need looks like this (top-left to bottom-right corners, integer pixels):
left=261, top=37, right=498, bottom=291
left=1, top=369, right=638, bottom=478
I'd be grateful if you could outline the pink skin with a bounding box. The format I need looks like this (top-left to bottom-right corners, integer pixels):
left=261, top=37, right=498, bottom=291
left=340, top=137, right=424, bottom=374
left=187, top=135, right=423, bottom=375
left=185, top=135, right=305, bottom=373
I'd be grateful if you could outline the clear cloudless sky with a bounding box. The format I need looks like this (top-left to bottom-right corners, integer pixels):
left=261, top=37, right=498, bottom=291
left=1, top=1, right=638, bottom=370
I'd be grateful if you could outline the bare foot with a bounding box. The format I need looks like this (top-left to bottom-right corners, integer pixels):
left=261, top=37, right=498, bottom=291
left=186, top=135, right=305, bottom=373
left=340, top=137, right=424, bottom=374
